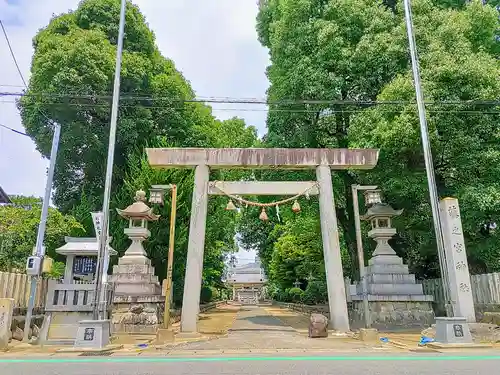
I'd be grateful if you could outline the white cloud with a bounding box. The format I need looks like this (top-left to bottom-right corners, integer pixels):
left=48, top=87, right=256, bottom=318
left=0, top=0, right=270, bottom=198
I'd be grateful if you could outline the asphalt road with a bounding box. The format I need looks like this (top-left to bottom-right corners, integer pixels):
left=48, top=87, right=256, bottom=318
left=1, top=353, right=500, bottom=375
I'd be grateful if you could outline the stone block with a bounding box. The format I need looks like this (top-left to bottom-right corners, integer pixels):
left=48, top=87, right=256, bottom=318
left=155, top=328, right=175, bottom=343
left=0, top=298, right=14, bottom=349
left=112, top=264, right=154, bottom=275
left=367, top=273, right=416, bottom=284
left=366, top=264, right=409, bottom=275
left=74, top=320, right=110, bottom=348
left=114, top=283, right=161, bottom=296
left=482, top=312, right=500, bottom=326
left=368, top=255, right=403, bottom=266
left=359, top=328, right=378, bottom=342
left=350, top=300, right=434, bottom=329
left=116, top=256, right=151, bottom=266
left=110, top=273, right=159, bottom=284
left=45, top=311, right=92, bottom=343
left=11, top=327, right=23, bottom=341
left=366, top=283, right=424, bottom=295
left=308, top=313, right=328, bottom=338
left=434, top=317, right=473, bottom=344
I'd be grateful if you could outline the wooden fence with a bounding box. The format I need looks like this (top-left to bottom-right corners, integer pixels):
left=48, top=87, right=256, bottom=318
left=421, top=272, right=500, bottom=306
left=0, top=271, right=48, bottom=310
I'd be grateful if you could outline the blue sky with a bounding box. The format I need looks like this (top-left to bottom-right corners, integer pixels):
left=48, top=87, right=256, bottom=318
left=0, top=0, right=267, bottom=262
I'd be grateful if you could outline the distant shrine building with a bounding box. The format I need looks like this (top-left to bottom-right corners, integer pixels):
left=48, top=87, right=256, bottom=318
left=226, top=256, right=267, bottom=304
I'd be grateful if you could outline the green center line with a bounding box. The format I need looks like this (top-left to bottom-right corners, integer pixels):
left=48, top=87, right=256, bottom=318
left=1, top=355, right=500, bottom=363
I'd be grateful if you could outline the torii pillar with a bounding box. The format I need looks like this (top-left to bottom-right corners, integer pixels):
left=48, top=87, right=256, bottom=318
left=147, top=148, right=379, bottom=333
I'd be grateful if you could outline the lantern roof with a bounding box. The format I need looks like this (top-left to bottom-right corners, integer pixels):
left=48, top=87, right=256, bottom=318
left=361, top=203, right=403, bottom=221
left=116, top=190, right=160, bottom=221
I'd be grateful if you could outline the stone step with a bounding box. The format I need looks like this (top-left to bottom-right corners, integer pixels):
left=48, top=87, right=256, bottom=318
left=350, top=294, right=434, bottom=302
left=366, top=264, right=409, bottom=275
left=367, top=273, right=416, bottom=284
left=114, top=283, right=161, bottom=296
left=368, top=255, right=404, bottom=266
left=364, top=283, right=424, bottom=295
left=112, top=264, right=155, bottom=275
left=117, top=256, right=152, bottom=266
left=109, top=274, right=159, bottom=284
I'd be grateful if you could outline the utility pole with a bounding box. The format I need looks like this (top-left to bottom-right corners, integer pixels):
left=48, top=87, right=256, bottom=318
left=403, top=0, right=451, bottom=313
left=163, top=185, right=177, bottom=329
left=92, top=0, right=127, bottom=320
left=23, top=122, right=61, bottom=342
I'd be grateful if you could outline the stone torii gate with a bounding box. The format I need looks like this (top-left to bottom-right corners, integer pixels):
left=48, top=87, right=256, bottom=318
left=147, top=148, right=379, bottom=334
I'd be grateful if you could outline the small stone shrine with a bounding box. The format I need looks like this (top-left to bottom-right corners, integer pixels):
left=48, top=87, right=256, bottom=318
left=110, top=190, right=164, bottom=334
left=350, top=202, right=434, bottom=328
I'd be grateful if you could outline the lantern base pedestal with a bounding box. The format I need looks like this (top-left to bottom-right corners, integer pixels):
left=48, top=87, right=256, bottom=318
left=350, top=254, right=434, bottom=329
left=350, top=296, right=434, bottom=329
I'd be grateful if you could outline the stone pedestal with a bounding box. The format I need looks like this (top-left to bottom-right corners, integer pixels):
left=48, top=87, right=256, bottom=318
left=351, top=255, right=434, bottom=328
left=74, top=320, right=110, bottom=348
left=434, top=317, right=473, bottom=344
left=110, top=227, right=162, bottom=296
left=111, top=295, right=164, bottom=334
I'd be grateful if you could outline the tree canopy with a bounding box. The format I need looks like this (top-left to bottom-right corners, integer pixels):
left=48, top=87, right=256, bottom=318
left=247, top=0, right=500, bottom=297
left=17, top=0, right=258, bottom=304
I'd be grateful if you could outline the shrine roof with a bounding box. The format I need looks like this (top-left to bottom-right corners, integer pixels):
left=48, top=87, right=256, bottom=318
left=56, top=237, right=118, bottom=257
left=227, top=273, right=267, bottom=284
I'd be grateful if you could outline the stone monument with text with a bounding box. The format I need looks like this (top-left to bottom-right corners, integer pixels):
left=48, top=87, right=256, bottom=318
left=439, top=198, right=475, bottom=322
left=0, top=298, right=14, bottom=350
left=110, top=190, right=165, bottom=334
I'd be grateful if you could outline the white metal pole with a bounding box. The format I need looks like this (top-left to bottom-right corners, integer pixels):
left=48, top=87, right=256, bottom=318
left=403, top=0, right=451, bottom=313
left=23, top=122, right=61, bottom=342
left=352, top=185, right=371, bottom=328
left=93, top=0, right=127, bottom=320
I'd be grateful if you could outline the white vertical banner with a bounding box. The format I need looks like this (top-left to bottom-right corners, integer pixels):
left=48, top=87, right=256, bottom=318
left=91, top=212, right=109, bottom=283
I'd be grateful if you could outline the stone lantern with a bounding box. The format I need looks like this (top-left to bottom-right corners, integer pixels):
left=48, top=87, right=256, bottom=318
left=115, top=190, right=160, bottom=266
left=349, top=199, right=434, bottom=328
left=110, top=190, right=165, bottom=335
left=110, top=189, right=161, bottom=295
left=361, top=202, right=403, bottom=265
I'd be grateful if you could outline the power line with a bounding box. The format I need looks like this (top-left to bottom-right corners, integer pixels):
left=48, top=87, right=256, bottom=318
left=1, top=100, right=498, bottom=114
left=0, top=123, right=28, bottom=136
left=1, top=91, right=499, bottom=106
left=1, top=19, right=55, bottom=127
left=0, top=84, right=25, bottom=88
left=0, top=20, right=27, bottom=87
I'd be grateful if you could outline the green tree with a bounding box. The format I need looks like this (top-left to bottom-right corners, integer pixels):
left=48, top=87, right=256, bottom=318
left=0, top=196, right=84, bottom=272
left=18, top=0, right=215, bottom=213
left=349, top=0, right=500, bottom=276
left=250, top=0, right=499, bottom=285
left=17, top=0, right=259, bottom=304
left=255, top=0, right=411, bottom=275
